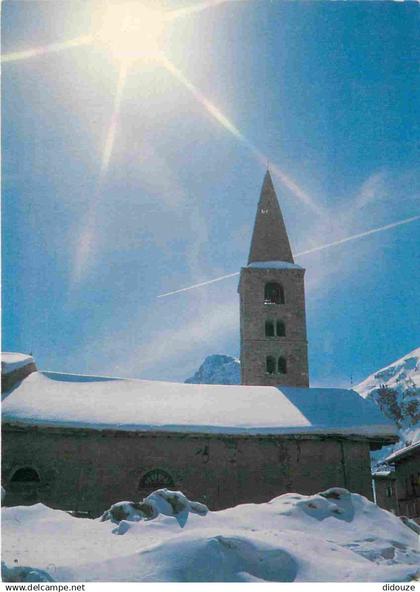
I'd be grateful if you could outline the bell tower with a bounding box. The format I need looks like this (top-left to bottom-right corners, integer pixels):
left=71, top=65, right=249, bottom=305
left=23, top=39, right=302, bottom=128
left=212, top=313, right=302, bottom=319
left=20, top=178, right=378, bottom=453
left=238, top=171, right=309, bottom=387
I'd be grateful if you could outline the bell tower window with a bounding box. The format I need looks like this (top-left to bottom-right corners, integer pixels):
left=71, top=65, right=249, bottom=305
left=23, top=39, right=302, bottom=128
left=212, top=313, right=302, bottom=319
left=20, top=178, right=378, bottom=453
left=266, top=356, right=276, bottom=374
left=278, top=357, right=287, bottom=374
left=264, top=282, right=284, bottom=304
left=265, top=320, right=275, bottom=337
left=276, top=320, right=286, bottom=336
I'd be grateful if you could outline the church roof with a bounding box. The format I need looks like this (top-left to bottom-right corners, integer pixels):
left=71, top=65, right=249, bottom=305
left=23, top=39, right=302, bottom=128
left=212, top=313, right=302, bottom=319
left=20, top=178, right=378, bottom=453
left=248, top=171, right=294, bottom=264
left=2, top=370, right=397, bottom=442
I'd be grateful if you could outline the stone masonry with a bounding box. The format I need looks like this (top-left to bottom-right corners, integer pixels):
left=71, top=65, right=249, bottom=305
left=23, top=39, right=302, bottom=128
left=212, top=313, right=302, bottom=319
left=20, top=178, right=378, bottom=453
left=239, top=171, right=309, bottom=386
left=2, top=424, right=374, bottom=516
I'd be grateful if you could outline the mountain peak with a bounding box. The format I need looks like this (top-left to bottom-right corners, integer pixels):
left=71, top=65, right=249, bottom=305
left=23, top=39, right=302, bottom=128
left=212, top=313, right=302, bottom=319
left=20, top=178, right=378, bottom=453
left=185, top=355, right=240, bottom=385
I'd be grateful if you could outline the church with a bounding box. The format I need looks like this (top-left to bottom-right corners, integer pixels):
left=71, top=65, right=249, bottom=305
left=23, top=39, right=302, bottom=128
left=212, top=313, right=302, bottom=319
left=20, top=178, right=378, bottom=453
left=1, top=172, right=397, bottom=516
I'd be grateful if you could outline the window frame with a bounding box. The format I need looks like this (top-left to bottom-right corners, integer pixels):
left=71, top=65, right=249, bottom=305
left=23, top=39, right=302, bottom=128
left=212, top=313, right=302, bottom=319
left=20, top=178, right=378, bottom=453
left=10, top=467, right=41, bottom=484
left=264, top=282, right=285, bottom=305
left=276, top=320, right=286, bottom=337
left=266, top=355, right=276, bottom=375
left=265, top=320, right=275, bottom=337
left=278, top=356, right=287, bottom=374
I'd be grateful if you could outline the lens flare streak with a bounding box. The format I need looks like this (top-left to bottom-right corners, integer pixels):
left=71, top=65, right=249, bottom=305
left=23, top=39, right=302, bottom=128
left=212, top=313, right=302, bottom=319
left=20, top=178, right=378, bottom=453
left=167, top=0, right=247, bottom=21
left=1, top=35, right=92, bottom=63
left=157, top=214, right=420, bottom=298
left=161, top=56, right=322, bottom=215
left=100, top=61, right=129, bottom=177
left=72, top=61, right=129, bottom=283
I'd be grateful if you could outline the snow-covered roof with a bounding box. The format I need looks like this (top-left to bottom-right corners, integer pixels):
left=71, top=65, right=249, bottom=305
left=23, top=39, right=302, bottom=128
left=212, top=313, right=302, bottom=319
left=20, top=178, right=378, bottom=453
left=372, top=471, right=394, bottom=479
left=384, top=441, right=420, bottom=464
left=245, top=260, right=303, bottom=270
left=2, top=353, right=34, bottom=375
left=2, top=370, right=398, bottom=440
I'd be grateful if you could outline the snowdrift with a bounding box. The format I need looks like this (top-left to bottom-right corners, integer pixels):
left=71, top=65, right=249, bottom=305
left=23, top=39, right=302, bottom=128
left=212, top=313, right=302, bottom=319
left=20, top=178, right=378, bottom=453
left=2, top=487, right=419, bottom=582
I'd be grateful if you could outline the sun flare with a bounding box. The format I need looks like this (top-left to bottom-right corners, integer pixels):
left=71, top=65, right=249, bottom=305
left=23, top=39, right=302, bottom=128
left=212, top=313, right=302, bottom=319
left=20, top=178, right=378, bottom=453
left=95, top=2, right=165, bottom=62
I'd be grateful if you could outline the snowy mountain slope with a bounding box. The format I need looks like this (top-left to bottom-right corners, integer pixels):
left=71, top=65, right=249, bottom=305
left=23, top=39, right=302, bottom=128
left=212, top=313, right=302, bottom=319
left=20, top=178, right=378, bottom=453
left=356, top=347, right=420, bottom=405
left=185, top=354, right=240, bottom=385
left=2, top=488, right=419, bottom=582
left=355, top=347, right=420, bottom=446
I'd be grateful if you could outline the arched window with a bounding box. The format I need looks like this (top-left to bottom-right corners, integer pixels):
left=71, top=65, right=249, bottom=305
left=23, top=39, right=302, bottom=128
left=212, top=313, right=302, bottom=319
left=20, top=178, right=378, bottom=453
left=265, top=320, right=275, bottom=337
left=266, top=356, right=276, bottom=374
left=139, top=469, right=174, bottom=490
left=10, top=467, right=40, bottom=483
left=264, top=282, right=284, bottom=304
left=278, top=357, right=287, bottom=374
left=276, top=320, right=286, bottom=337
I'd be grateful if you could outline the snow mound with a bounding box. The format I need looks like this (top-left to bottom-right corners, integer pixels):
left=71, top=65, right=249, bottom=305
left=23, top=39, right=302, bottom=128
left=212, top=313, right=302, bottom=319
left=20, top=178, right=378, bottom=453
left=295, top=487, right=355, bottom=522
left=2, top=562, right=55, bottom=582
left=2, top=352, right=34, bottom=375
left=2, top=489, right=419, bottom=582
left=101, top=489, right=208, bottom=529
left=55, top=533, right=298, bottom=582
left=185, top=354, right=240, bottom=385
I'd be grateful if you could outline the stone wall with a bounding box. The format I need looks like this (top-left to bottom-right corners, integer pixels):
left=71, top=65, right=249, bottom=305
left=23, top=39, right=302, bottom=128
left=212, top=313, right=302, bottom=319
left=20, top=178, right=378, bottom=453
left=239, top=266, right=309, bottom=387
left=2, top=425, right=373, bottom=516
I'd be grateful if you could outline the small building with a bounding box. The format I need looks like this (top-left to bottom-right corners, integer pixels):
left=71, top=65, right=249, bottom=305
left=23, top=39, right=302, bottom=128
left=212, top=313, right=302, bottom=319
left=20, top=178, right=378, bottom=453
left=372, top=470, right=397, bottom=514
left=385, top=442, right=420, bottom=522
left=2, top=356, right=398, bottom=516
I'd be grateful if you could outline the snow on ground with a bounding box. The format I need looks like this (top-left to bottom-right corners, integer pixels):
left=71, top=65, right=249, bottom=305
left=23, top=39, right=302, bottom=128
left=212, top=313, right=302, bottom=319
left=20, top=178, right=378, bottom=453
left=100, top=489, right=208, bottom=529
left=2, top=370, right=397, bottom=439
left=2, top=488, right=419, bottom=582
left=1, top=353, right=34, bottom=375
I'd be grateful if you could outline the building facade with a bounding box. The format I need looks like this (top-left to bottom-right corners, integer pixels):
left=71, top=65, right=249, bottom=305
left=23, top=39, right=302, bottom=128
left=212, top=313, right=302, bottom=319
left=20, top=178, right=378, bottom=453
left=385, top=443, right=420, bottom=522
left=2, top=423, right=378, bottom=517
left=238, top=171, right=309, bottom=387
left=372, top=471, right=398, bottom=514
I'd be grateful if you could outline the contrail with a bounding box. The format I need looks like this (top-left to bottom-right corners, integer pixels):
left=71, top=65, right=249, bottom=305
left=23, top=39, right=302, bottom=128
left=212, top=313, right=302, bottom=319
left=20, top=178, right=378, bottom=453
left=158, top=271, right=241, bottom=298
left=157, top=214, right=420, bottom=298
left=294, top=214, right=420, bottom=258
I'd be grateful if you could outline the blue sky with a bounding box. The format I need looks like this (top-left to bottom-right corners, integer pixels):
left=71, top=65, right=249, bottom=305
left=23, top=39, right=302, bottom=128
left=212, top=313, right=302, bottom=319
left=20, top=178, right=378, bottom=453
left=2, top=0, right=419, bottom=386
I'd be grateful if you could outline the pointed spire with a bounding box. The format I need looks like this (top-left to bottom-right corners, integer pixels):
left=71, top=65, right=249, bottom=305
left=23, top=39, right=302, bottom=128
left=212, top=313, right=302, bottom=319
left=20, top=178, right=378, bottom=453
left=247, top=170, right=294, bottom=264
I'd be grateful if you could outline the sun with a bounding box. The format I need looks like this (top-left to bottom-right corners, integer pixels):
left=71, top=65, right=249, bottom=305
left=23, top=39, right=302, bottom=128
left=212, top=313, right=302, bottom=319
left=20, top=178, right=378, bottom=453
left=95, top=2, right=165, bottom=62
